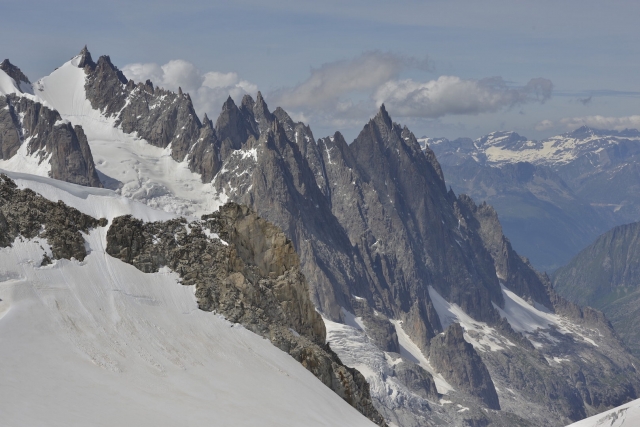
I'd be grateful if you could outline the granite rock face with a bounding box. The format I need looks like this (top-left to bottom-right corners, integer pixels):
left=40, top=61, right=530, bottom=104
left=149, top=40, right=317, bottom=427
left=0, top=174, right=106, bottom=260
left=554, top=221, right=640, bottom=358
left=105, top=203, right=386, bottom=426
left=429, top=323, right=500, bottom=410
left=199, top=98, right=640, bottom=425
left=76, top=48, right=213, bottom=169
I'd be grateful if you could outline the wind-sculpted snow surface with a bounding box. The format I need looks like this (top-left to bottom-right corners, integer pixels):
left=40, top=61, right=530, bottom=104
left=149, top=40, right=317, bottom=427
left=0, top=172, right=379, bottom=427
left=565, top=398, right=640, bottom=427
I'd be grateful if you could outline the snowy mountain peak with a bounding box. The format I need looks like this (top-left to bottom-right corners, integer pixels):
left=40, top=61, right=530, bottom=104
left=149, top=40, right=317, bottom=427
left=475, top=131, right=530, bottom=149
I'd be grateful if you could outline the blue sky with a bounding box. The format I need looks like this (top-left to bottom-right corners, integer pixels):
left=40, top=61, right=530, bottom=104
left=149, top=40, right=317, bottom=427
left=3, top=0, right=640, bottom=141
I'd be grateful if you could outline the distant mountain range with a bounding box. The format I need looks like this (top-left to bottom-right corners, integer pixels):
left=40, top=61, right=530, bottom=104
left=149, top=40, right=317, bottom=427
left=1, top=47, right=639, bottom=426
left=553, top=221, right=640, bottom=358
left=422, top=127, right=640, bottom=272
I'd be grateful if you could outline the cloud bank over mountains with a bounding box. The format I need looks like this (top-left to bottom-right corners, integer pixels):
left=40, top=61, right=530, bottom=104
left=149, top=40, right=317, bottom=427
left=373, top=76, right=552, bottom=118
left=118, top=52, right=640, bottom=139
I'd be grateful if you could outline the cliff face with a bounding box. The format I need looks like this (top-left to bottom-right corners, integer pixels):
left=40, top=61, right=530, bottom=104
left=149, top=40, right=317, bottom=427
left=0, top=94, right=102, bottom=187
left=554, top=221, right=640, bottom=357
left=0, top=58, right=102, bottom=188
left=203, top=98, right=640, bottom=426
left=429, top=323, right=500, bottom=410
left=105, top=203, right=386, bottom=426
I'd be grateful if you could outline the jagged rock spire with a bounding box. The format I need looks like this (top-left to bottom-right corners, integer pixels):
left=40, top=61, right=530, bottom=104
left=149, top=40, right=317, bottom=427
left=0, top=59, right=30, bottom=84
left=222, top=95, right=237, bottom=111
left=202, top=113, right=214, bottom=129
left=374, top=103, right=392, bottom=129
left=77, top=45, right=95, bottom=69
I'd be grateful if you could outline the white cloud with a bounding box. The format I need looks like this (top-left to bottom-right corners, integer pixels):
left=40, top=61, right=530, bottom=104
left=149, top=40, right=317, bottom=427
left=536, top=115, right=640, bottom=132
left=121, top=60, right=257, bottom=121
left=271, top=51, right=429, bottom=109
left=266, top=52, right=551, bottom=136
left=373, top=76, right=552, bottom=118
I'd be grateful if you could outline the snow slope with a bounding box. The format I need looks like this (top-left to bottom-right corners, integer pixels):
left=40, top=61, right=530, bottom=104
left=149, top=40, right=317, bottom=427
left=428, top=286, right=515, bottom=352
left=0, top=69, right=22, bottom=95
left=494, top=284, right=599, bottom=348
left=28, top=55, right=225, bottom=217
left=0, top=172, right=375, bottom=427
left=565, top=398, right=640, bottom=427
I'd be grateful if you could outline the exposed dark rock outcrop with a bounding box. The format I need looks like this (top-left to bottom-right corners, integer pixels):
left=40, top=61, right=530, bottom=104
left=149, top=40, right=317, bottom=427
left=429, top=323, right=500, bottom=410
left=202, top=95, right=640, bottom=425
left=0, top=59, right=31, bottom=87
left=0, top=91, right=102, bottom=187
left=0, top=174, right=106, bottom=260
left=392, top=361, right=439, bottom=401
left=352, top=297, right=399, bottom=353
left=105, top=203, right=386, bottom=426
left=79, top=48, right=208, bottom=165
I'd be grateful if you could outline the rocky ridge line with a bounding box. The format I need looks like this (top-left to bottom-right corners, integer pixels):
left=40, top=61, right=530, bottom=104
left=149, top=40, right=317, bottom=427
left=0, top=174, right=106, bottom=261
left=0, top=60, right=102, bottom=188
left=105, top=203, right=386, bottom=426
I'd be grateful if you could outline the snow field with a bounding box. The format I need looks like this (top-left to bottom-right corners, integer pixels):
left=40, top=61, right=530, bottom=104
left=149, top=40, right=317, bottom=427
left=0, top=174, right=376, bottom=427
left=565, top=398, right=640, bottom=427
left=20, top=56, right=226, bottom=217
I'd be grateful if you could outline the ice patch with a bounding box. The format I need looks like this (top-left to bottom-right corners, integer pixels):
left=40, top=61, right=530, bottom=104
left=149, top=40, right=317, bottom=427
left=428, top=286, right=513, bottom=352
left=494, top=284, right=598, bottom=347
left=390, top=319, right=454, bottom=394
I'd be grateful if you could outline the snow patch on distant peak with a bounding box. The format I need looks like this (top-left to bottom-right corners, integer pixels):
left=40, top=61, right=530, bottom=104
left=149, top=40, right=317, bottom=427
left=494, top=284, right=599, bottom=348
left=341, top=307, right=365, bottom=331
left=69, top=54, right=84, bottom=68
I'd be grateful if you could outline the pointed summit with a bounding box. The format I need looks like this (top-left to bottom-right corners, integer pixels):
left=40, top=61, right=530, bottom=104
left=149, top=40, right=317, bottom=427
left=0, top=59, right=30, bottom=85
left=222, top=95, right=237, bottom=111
left=202, top=113, right=214, bottom=129
left=241, top=94, right=255, bottom=111
left=77, top=45, right=95, bottom=69
left=253, top=91, right=274, bottom=134
left=374, top=103, right=392, bottom=129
